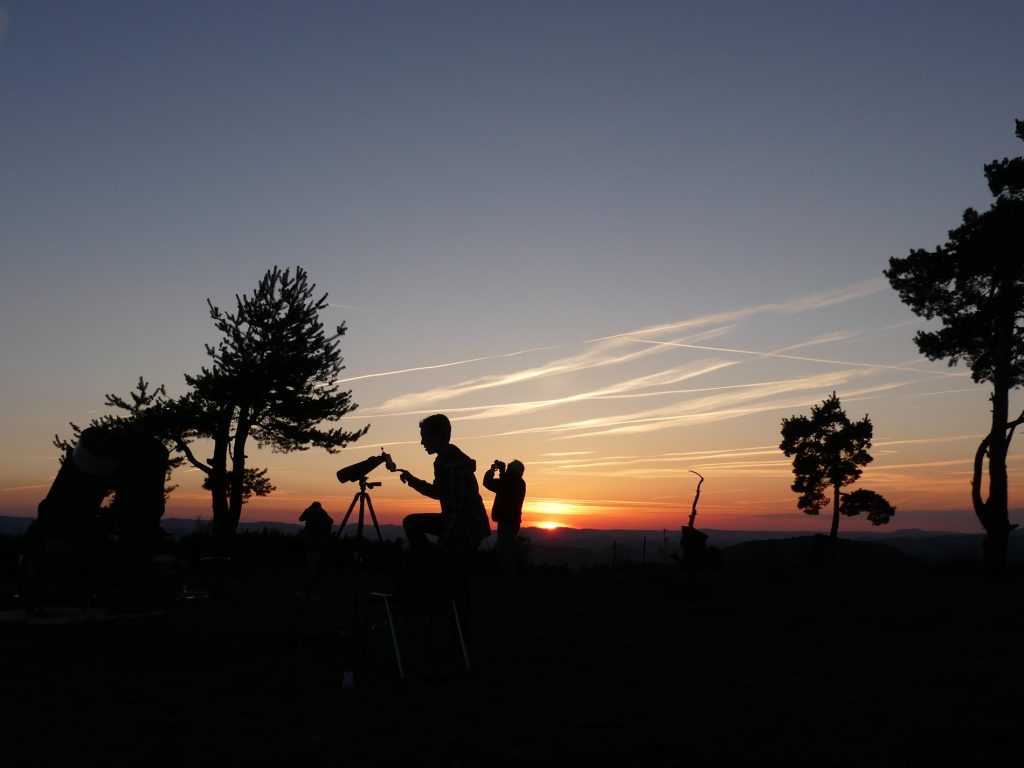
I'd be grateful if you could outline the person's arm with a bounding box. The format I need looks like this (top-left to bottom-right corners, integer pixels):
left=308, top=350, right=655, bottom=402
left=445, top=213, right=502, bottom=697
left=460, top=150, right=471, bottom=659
left=482, top=467, right=500, bottom=493
left=400, top=470, right=441, bottom=499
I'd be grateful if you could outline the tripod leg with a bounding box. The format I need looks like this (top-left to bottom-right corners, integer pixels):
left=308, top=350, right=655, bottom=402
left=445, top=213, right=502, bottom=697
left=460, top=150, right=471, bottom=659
left=335, top=491, right=361, bottom=538
left=347, top=493, right=367, bottom=669
left=354, top=492, right=367, bottom=558
left=364, top=494, right=384, bottom=542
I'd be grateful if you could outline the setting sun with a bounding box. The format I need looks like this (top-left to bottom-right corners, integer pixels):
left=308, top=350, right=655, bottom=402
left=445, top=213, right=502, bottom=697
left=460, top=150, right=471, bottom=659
left=524, top=500, right=574, bottom=529
left=535, top=520, right=567, bottom=530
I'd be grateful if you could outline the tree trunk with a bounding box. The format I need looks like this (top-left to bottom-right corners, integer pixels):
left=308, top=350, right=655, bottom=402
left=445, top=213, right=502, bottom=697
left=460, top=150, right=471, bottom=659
left=983, top=401, right=1010, bottom=575
left=974, top=306, right=1015, bottom=573
left=829, top=483, right=840, bottom=540
left=225, top=408, right=251, bottom=542
left=981, top=526, right=1013, bottom=575
left=209, top=412, right=234, bottom=550
left=209, top=447, right=231, bottom=548
left=972, top=413, right=1022, bottom=575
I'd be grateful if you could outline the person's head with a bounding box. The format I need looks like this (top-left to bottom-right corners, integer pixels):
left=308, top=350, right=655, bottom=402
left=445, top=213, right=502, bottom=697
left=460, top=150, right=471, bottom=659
left=418, top=414, right=451, bottom=455
left=506, top=460, right=525, bottom=478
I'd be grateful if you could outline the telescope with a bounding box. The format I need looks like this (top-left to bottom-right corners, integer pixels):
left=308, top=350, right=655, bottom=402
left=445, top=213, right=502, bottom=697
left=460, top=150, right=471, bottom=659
left=336, top=449, right=397, bottom=484
left=294, top=448, right=399, bottom=644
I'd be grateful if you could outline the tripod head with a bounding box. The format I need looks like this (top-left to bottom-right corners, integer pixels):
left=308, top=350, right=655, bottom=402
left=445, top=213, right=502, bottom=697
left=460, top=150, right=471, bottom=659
left=360, top=478, right=381, bottom=491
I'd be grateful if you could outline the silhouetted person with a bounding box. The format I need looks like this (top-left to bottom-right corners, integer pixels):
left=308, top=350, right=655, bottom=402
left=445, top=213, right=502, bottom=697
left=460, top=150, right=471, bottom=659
left=399, top=414, right=491, bottom=606
left=110, top=425, right=168, bottom=614
left=299, top=501, right=333, bottom=592
left=483, top=459, right=526, bottom=589
left=27, top=429, right=114, bottom=613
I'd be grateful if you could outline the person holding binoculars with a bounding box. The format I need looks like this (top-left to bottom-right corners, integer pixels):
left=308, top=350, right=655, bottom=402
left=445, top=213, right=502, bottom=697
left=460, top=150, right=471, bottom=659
left=483, top=458, right=526, bottom=589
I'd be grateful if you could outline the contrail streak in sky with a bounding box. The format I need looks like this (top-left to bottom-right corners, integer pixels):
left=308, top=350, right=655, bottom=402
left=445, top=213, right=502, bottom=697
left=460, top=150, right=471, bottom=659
left=327, top=302, right=384, bottom=314
left=335, top=344, right=563, bottom=383
left=590, top=278, right=889, bottom=343
left=621, top=338, right=966, bottom=377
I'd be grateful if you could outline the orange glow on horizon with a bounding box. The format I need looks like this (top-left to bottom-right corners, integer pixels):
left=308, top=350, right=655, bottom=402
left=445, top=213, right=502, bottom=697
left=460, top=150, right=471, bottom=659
left=528, top=500, right=573, bottom=517
left=522, top=499, right=577, bottom=528
left=534, top=520, right=568, bottom=530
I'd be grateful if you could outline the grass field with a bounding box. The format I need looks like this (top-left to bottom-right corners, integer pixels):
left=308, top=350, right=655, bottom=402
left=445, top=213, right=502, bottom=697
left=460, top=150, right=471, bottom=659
left=2, top=535, right=1023, bottom=767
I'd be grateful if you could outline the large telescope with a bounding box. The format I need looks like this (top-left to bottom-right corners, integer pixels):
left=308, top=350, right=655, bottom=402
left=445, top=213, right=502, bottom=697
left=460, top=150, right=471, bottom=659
left=336, top=449, right=396, bottom=484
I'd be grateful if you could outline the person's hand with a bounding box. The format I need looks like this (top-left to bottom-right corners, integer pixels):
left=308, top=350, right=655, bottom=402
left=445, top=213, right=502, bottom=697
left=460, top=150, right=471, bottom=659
left=399, top=470, right=413, bottom=485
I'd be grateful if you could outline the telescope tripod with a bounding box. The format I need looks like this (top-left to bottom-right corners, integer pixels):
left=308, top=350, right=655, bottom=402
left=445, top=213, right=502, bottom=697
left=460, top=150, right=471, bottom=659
left=336, top=476, right=384, bottom=554
left=289, top=476, right=384, bottom=639
left=336, top=476, right=387, bottom=687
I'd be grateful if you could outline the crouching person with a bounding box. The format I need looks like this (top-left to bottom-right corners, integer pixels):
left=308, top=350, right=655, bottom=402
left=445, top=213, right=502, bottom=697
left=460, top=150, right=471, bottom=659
left=399, top=414, right=490, bottom=613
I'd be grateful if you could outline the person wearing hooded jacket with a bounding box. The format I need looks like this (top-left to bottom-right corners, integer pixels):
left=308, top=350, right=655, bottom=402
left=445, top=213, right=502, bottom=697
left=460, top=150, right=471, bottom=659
left=400, top=414, right=491, bottom=555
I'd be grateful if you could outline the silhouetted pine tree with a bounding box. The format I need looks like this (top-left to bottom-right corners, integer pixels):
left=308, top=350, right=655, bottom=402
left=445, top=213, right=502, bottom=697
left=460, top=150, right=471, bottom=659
left=886, top=119, right=1024, bottom=572
left=780, top=392, right=893, bottom=540
left=170, top=266, right=368, bottom=544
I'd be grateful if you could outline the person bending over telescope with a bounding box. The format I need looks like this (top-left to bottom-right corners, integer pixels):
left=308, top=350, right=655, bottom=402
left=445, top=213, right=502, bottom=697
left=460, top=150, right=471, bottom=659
left=399, top=414, right=491, bottom=561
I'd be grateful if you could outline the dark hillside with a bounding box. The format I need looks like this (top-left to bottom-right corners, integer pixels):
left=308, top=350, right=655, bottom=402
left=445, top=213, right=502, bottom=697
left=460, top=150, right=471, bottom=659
left=722, top=534, right=918, bottom=571
left=2, top=531, right=1023, bottom=766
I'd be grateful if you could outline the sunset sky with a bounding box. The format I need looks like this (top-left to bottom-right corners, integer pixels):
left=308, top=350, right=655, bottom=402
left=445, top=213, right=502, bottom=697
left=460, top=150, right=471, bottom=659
left=2, top=1, right=1023, bottom=534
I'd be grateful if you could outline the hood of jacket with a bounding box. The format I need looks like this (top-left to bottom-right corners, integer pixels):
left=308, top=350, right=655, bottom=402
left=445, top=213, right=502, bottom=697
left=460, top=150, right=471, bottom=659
left=435, top=443, right=477, bottom=472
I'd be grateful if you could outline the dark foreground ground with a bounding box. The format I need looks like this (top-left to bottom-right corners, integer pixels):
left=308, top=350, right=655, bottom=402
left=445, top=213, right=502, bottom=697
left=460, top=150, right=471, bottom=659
left=2, top=537, right=1024, bottom=768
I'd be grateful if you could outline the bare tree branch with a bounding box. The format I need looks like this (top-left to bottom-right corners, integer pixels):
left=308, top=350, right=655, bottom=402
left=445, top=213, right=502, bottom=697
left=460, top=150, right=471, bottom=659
left=688, top=470, right=704, bottom=529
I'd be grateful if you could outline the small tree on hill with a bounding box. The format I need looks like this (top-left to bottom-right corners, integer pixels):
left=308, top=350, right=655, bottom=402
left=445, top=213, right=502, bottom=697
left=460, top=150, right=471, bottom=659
left=170, top=266, right=369, bottom=544
left=885, top=119, right=1024, bottom=572
left=780, top=392, right=894, bottom=540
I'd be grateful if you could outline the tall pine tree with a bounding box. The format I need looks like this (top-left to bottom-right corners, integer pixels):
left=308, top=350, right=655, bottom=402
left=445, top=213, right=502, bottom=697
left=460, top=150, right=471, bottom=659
left=171, top=266, right=368, bottom=544
left=885, top=119, right=1024, bottom=572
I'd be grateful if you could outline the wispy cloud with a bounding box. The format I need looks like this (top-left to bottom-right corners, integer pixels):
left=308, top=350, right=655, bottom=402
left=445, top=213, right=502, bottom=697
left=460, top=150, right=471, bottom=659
left=375, top=335, right=672, bottom=411
left=353, top=374, right=776, bottom=420
left=870, top=459, right=972, bottom=471
left=1, top=483, right=49, bottom=493
left=590, top=278, right=888, bottom=344
left=457, top=361, right=738, bottom=421
left=619, top=338, right=966, bottom=377
left=774, top=330, right=863, bottom=353
left=327, top=302, right=384, bottom=314
left=337, top=344, right=563, bottom=384
left=466, top=371, right=910, bottom=443
left=554, top=445, right=781, bottom=470
left=874, top=435, right=978, bottom=448
left=348, top=279, right=941, bottom=455
left=353, top=280, right=891, bottom=408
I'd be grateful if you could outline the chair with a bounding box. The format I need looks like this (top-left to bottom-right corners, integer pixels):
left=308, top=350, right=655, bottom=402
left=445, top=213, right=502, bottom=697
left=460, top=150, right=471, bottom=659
left=365, top=590, right=470, bottom=680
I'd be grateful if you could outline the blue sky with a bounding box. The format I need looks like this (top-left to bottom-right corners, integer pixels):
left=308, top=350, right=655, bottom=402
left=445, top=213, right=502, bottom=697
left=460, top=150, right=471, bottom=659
left=2, top=1, right=1022, bottom=531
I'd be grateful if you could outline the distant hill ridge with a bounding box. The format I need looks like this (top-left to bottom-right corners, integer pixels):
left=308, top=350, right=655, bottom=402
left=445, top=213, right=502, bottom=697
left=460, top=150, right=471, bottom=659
left=0, top=515, right=987, bottom=540
left=3, top=516, right=1021, bottom=566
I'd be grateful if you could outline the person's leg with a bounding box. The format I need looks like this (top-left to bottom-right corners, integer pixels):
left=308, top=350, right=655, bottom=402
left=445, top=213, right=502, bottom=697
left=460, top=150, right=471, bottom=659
left=399, top=513, right=445, bottom=600
left=303, top=548, right=321, bottom=593
left=496, top=521, right=520, bottom=588
left=403, top=513, right=444, bottom=555
left=117, top=516, right=159, bottom=613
